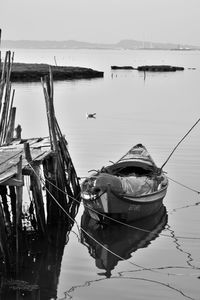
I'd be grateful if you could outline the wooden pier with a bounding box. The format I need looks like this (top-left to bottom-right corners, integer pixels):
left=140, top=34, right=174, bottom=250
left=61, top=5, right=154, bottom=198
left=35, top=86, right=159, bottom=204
left=0, top=41, right=81, bottom=298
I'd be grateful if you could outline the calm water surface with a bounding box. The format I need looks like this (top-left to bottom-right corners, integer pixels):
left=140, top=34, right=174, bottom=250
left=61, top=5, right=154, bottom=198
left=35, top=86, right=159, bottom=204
left=4, top=49, right=200, bottom=299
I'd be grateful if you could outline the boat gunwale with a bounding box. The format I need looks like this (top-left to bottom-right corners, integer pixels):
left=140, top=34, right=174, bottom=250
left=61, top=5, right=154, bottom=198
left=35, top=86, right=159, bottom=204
left=106, top=158, right=158, bottom=171
left=116, top=180, right=168, bottom=200
left=82, top=180, right=168, bottom=205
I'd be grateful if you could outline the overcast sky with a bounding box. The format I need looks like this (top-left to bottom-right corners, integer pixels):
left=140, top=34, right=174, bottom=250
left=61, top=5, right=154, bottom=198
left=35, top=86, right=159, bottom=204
left=1, top=0, right=199, bottom=45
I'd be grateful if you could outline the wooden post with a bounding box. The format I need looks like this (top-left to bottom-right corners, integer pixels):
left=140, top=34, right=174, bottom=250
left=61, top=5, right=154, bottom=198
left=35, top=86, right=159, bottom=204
left=42, top=69, right=70, bottom=224
left=0, top=195, right=11, bottom=272
left=24, top=142, right=46, bottom=235
left=0, top=28, right=1, bottom=65
left=5, top=106, right=16, bottom=144
left=55, top=119, right=80, bottom=197
left=0, top=51, right=14, bottom=145
left=43, top=156, right=59, bottom=225
left=16, top=156, right=23, bottom=268
left=0, top=186, right=11, bottom=233
left=30, top=165, right=46, bottom=234
left=41, top=68, right=81, bottom=225
left=2, top=82, right=12, bottom=139
left=57, top=134, right=80, bottom=199
left=16, top=156, right=23, bottom=230
left=41, top=68, right=58, bottom=151
left=6, top=88, right=15, bottom=134
left=24, top=142, right=32, bottom=162
left=15, top=124, right=22, bottom=140
left=9, top=186, right=16, bottom=228
left=15, top=157, right=23, bottom=234
left=0, top=50, right=8, bottom=82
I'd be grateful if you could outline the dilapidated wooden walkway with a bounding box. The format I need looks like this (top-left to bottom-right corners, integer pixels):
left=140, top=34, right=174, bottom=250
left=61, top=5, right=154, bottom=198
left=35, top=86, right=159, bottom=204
left=0, top=47, right=81, bottom=289
left=0, top=137, right=51, bottom=185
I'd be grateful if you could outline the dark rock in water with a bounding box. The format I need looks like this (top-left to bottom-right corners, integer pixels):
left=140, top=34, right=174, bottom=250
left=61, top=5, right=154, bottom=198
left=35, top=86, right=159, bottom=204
left=111, top=65, right=135, bottom=70
left=137, top=65, right=184, bottom=72
left=0, top=62, right=104, bottom=81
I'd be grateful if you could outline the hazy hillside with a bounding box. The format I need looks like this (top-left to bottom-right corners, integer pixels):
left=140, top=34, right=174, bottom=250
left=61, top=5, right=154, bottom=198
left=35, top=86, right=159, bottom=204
left=1, top=39, right=200, bottom=50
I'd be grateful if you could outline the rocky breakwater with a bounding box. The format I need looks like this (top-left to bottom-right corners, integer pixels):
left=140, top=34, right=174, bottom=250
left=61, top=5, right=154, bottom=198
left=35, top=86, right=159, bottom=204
left=137, top=65, right=184, bottom=72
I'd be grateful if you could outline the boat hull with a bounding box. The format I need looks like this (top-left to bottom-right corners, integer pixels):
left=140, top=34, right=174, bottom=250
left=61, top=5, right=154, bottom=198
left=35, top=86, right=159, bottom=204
left=82, top=185, right=167, bottom=223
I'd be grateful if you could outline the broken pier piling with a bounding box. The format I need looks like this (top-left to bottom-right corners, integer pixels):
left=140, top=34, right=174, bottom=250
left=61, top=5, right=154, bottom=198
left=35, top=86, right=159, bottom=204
left=0, top=51, right=81, bottom=282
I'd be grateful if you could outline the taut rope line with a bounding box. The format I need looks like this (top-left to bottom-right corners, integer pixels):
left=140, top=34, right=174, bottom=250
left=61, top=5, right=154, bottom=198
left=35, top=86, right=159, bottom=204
left=167, top=176, right=200, bottom=194
left=27, top=163, right=200, bottom=241
left=161, top=118, right=200, bottom=170
left=28, top=163, right=200, bottom=278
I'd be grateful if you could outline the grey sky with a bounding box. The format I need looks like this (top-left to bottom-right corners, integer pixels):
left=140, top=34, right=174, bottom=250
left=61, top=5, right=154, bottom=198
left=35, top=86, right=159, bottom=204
left=1, top=0, right=199, bottom=45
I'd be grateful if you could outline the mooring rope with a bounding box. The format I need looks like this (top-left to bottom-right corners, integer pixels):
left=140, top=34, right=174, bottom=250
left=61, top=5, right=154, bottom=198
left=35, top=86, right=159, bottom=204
left=30, top=167, right=162, bottom=275
left=46, top=170, right=200, bottom=240
left=62, top=274, right=196, bottom=300
left=28, top=163, right=200, bottom=278
left=167, top=176, right=200, bottom=194
left=30, top=165, right=166, bottom=235
left=27, top=162, right=200, bottom=241
left=161, top=118, right=200, bottom=170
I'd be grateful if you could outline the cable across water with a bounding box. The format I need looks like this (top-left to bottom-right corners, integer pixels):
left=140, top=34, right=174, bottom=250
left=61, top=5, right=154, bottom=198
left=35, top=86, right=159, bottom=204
left=28, top=163, right=200, bottom=279
left=27, top=162, right=200, bottom=242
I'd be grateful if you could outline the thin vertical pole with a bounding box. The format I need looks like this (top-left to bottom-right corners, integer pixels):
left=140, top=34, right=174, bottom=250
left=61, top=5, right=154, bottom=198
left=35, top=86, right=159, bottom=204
left=5, top=106, right=16, bottom=144
left=41, top=68, right=57, bottom=151
left=0, top=28, right=1, bottom=65
left=16, top=155, right=23, bottom=277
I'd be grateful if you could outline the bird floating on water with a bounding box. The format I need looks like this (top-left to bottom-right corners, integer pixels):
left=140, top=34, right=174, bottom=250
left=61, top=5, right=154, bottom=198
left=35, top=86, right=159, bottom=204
left=86, top=113, right=96, bottom=119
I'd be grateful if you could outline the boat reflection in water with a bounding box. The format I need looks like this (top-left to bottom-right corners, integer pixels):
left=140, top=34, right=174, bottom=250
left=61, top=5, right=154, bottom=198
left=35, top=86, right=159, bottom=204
left=81, top=205, right=168, bottom=278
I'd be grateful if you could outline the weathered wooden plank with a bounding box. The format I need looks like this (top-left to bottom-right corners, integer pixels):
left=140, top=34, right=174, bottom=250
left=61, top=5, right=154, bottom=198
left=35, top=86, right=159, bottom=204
left=0, top=177, right=24, bottom=186
left=0, top=137, right=52, bottom=184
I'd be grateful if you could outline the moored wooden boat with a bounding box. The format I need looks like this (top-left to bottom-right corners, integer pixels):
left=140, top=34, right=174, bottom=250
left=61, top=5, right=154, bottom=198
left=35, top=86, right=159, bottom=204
left=81, top=144, right=168, bottom=223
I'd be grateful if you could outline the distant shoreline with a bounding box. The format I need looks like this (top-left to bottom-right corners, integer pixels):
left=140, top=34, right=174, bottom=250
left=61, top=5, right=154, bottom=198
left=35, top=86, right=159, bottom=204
left=1, top=39, right=200, bottom=51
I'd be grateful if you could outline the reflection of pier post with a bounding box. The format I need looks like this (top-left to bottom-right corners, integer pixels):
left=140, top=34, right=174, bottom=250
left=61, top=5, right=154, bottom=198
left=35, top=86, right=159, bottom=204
left=143, top=70, right=146, bottom=82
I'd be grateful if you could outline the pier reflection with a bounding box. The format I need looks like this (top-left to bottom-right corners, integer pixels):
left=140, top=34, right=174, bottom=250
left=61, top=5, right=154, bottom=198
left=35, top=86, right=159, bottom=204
left=0, top=197, right=81, bottom=300
left=81, top=205, right=168, bottom=278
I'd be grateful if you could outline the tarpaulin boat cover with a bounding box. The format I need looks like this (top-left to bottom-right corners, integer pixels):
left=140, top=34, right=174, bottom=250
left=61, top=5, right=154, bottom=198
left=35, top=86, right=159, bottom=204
left=95, top=173, right=156, bottom=196
left=120, top=176, right=155, bottom=196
